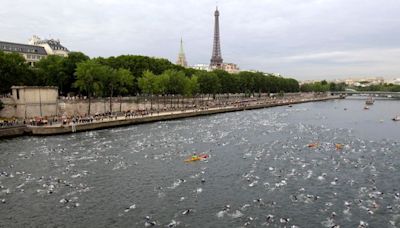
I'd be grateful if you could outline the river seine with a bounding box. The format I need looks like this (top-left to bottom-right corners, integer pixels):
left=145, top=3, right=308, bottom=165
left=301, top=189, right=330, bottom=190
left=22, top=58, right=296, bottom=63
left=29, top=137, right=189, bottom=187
left=1, top=98, right=399, bottom=227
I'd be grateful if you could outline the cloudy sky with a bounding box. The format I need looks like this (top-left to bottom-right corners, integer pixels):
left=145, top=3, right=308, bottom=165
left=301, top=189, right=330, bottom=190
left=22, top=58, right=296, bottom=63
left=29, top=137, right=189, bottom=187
left=1, top=0, right=400, bottom=80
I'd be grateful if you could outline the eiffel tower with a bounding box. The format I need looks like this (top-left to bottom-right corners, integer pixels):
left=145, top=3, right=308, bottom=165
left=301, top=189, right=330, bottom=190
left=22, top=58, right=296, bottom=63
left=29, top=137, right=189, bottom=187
left=210, top=7, right=223, bottom=69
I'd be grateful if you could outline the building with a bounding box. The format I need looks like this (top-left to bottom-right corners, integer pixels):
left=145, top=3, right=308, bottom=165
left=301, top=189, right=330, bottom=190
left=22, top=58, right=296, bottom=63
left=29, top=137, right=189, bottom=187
left=342, top=77, right=385, bottom=86
left=0, top=41, right=47, bottom=66
left=176, top=38, right=188, bottom=67
left=0, top=35, right=70, bottom=66
left=29, top=35, right=69, bottom=57
left=11, top=86, right=59, bottom=118
left=210, top=7, right=223, bottom=69
left=191, top=64, right=211, bottom=71
left=390, top=78, right=400, bottom=85
left=222, top=63, right=240, bottom=74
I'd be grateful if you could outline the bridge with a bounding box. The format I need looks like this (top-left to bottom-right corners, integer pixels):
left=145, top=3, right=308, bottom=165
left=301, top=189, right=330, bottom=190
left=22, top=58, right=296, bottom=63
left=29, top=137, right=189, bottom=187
left=331, top=91, right=400, bottom=99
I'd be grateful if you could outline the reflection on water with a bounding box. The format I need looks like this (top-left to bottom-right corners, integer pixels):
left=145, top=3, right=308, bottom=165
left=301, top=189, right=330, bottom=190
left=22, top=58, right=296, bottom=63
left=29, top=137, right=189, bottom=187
left=0, top=99, right=399, bottom=227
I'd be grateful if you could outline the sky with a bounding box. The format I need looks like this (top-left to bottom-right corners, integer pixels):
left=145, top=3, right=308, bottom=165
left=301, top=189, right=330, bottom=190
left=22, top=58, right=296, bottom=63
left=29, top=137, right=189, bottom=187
left=1, top=0, right=400, bottom=80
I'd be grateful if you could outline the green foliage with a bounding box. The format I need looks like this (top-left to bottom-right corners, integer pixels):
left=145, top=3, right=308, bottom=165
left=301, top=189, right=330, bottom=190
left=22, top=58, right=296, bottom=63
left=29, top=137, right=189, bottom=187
left=62, top=52, right=90, bottom=93
left=0, top=51, right=34, bottom=94
left=138, top=70, right=158, bottom=95
left=0, top=50, right=301, bottom=97
left=34, top=55, right=65, bottom=88
left=34, top=52, right=89, bottom=95
left=186, top=75, right=199, bottom=96
left=161, top=70, right=188, bottom=95
left=238, top=71, right=255, bottom=94
left=300, top=81, right=345, bottom=92
left=196, top=71, right=220, bottom=95
left=213, top=69, right=236, bottom=93
left=96, top=55, right=181, bottom=94
left=103, top=68, right=133, bottom=97
left=354, top=83, right=400, bottom=92
left=73, top=60, right=108, bottom=97
left=114, top=68, right=134, bottom=95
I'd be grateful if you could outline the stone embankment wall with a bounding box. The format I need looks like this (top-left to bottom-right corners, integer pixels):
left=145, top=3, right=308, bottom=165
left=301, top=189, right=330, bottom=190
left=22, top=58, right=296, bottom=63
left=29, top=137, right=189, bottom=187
left=0, top=98, right=16, bottom=118
left=1, top=93, right=307, bottom=118
left=29, top=96, right=339, bottom=136
left=0, top=97, right=57, bottom=118
left=0, top=126, right=30, bottom=138
left=60, top=97, right=151, bottom=116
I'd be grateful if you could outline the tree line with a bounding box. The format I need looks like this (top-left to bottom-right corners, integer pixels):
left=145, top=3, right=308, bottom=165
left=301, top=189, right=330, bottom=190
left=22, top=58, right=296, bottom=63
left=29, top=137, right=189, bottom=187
left=0, top=51, right=301, bottom=99
left=352, top=83, right=400, bottom=92
left=300, top=80, right=346, bottom=92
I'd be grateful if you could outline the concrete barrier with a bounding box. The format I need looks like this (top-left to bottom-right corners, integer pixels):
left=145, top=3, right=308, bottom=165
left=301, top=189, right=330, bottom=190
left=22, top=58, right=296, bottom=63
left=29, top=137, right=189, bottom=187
left=0, top=126, right=30, bottom=138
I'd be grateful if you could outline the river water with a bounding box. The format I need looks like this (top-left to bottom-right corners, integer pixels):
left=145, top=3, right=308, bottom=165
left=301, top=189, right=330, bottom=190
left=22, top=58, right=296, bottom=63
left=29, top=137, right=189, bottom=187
left=0, top=98, right=399, bottom=227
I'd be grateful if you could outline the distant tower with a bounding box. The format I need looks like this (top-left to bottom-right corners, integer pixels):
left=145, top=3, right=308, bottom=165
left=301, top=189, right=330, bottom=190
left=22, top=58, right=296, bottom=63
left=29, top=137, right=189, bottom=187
left=210, top=7, right=223, bottom=69
left=176, top=38, right=188, bottom=67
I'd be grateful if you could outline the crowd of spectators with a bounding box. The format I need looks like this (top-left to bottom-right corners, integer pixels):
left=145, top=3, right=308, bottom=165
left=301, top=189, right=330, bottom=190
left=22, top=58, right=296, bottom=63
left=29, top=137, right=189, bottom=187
left=1, top=94, right=328, bottom=128
left=0, top=119, right=25, bottom=128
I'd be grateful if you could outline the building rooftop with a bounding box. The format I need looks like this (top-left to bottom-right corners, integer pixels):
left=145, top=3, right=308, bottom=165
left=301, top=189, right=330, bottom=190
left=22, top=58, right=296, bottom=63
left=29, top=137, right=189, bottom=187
left=0, top=41, right=47, bottom=55
left=35, top=39, right=69, bottom=52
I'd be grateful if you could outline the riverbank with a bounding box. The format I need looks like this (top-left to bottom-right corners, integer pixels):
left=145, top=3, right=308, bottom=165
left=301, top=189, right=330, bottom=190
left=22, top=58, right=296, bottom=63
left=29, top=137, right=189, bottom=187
left=0, top=96, right=340, bottom=138
left=0, top=126, right=30, bottom=138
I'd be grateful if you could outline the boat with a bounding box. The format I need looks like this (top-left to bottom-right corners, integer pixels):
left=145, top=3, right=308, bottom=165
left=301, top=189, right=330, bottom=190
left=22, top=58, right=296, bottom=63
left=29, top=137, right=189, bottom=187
left=365, top=97, right=374, bottom=105
left=363, top=106, right=369, bottom=110
left=185, top=157, right=202, bottom=162
left=184, top=154, right=209, bottom=162
left=392, top=116, right=400, bottom=121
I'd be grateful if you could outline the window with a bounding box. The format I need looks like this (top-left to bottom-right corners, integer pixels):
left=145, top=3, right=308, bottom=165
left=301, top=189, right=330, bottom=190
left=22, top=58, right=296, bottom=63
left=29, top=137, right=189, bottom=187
left=16, top=89, right=20, bottom=99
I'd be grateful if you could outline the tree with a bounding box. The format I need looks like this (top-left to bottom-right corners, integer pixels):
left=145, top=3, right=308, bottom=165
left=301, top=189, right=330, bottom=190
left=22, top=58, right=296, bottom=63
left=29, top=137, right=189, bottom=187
left=62, top=52, right=90, bottom=94
left=238, top=71, right=255, bottom=96
left=186, top=75, right=199, bottom=96
left=138, top=70, right=158, bottom=95
left=0, top=51, right=33, bottom=94
left=96, top=55, right=182, bottom=95
left=34, top=52, right=89, bottom=95
left=214, top=69, right=236, bottom=94
left=300, top=81, right=334, bottom=92
left=161, top=70, right=188, bottom=108
left=196, top=71, right=220, bottom=98
left=73, top=60, right=108, bottom=115
left=138, top=70, right=158, bottom=110
left=35, top=55, right=66, bottom=91
left=102, top=68, right=133, bottom=113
